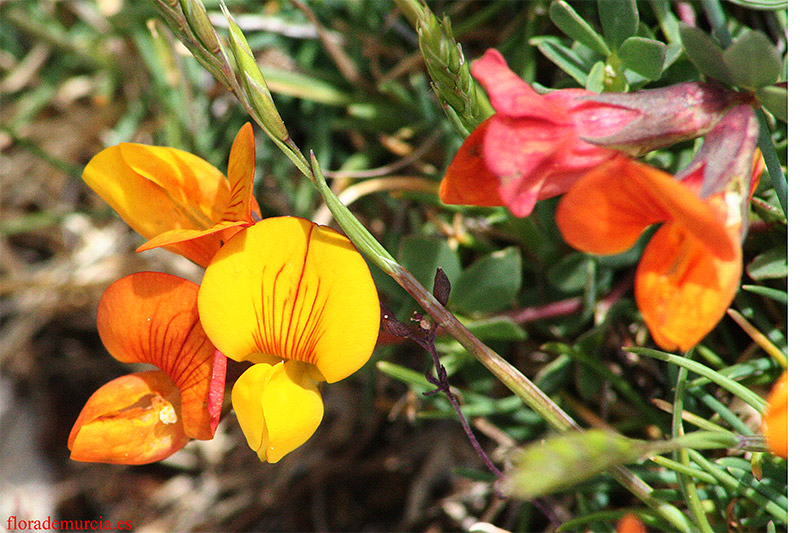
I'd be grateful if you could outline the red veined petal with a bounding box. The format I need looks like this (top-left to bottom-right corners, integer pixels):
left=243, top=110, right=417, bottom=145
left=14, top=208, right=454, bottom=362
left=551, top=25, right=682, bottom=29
left=68, top=371, right=188, bottom=464
left=635, top=223, right=742, bottom=352
left=96, top=272, right=225, bottom=439
left=198, top=217, right=380, bottom=383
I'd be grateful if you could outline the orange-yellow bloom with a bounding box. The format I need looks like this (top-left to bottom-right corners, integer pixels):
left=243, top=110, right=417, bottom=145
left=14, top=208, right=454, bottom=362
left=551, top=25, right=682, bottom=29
left=556, top=157, right=743, bottom=351
left=761, top=371, right=787, bottom=458
left=68, top=272, right=226, bottom=464
left=197, top=217, right=380, bottom=462
left=82, top=123, right=261, bottom=266
left=617, top=513, right=647, bottom=533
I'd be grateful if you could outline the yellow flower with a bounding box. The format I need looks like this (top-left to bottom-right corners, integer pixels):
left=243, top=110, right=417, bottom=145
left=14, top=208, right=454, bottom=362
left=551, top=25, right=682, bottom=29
left=198, top=217, right=380, bottom=462
left=82, top=123, right=260, bottom=266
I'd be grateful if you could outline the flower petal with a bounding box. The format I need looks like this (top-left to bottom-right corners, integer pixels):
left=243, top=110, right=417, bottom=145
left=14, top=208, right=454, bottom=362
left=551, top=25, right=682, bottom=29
left=68, top=371, right=188, bottom=464
left=82, top=143, right=230, bottom=266
left=223, top=122, right=260, bottom=223
left=556, top=157, right=737, bottom=259
left=97, top=272, right=225, bottom=439
left=439, top=121, right=503, bottom=207
left=472, top=49, right=561, bottom=120
left=635, top=223, right=741, bottom=351
left=231, top=361, right=324, bottom=463
left=135, top=124, right=261, bottom=265
left=761, top=371, right=788, bottom=458
left=198, top=217, right=380, bottom=383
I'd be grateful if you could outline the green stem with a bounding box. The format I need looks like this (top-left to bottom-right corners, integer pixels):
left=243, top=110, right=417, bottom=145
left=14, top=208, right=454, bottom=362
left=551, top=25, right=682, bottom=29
left=626, top=347, right=767, bottom=413
left=310, top=157, right=692, bottom=532
left=672, top=362, right=713, bottom=533
left=754, top=107, right=788, bottom=215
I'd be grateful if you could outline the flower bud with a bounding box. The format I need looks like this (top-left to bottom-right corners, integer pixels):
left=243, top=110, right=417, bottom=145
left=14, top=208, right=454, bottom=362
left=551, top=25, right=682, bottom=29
left=579, top=82, right=746, bottom=156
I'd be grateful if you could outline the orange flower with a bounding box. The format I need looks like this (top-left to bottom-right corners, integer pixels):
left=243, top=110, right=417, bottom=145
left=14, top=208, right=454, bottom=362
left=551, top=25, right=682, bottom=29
left=761, top=371, right=787, bottom=458
left=82, top=123, right=261, bottom=266
left=556, top=157, right=743, bottom=351
left=556, top=104, right=760, bottom=352
left=198, top=217, right=380, bottom=462
left=68, top=272, right=226, bottom=464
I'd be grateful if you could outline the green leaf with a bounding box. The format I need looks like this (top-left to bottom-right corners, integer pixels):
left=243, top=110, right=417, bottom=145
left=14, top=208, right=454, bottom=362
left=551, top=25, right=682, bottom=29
left=741, top=285, right=787, bottom=305
left=462, top=316, right=528, bottom=341
left=626, top=347, right=768, bottom=413
left=722, top=30, right=782, bottom=89
left=679, top=24, right=733, bottom=84
left=585, top=60, right=607, bottom=92
left=376, top=361, right=437, bottom=393
left=506, top=430, right=652, bottom=498
left=397, top=236, right=462, bottom=291
left=549, top=1, right=610, bottom=56
left=725, top=0, right=787, bottom=11
left=746, top=245, right=787, bottom=280
left=531, top=37, right=589, bottom=86
left=450, top=247, right=521, bottom=313
left=618, top=37, right=666, bottom=80
left=757, top=85, right=787, bottom=122
left=598, top=0, right=639, bottom=51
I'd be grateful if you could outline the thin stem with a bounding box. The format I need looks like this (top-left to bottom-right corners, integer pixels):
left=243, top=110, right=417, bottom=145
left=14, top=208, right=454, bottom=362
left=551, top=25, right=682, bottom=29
left=671, top=359, right=713, bottom=533
left=422, top=325, right=504, bottom=479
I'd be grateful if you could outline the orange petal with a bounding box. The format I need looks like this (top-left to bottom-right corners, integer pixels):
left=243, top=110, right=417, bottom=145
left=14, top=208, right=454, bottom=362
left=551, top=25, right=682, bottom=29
left=635, top=223, right=741, bottom=351
left=556, top=157, right=737, bottom=260
left=231, top=361, right=324, bottom=463
left=134, top=124, right=260, bottom=264
left=617, top=513, right=647, bottom=533
left=198, top=217, right=380, bottom=383
left=97, top=272, right=225, bottom=439
left=82, top=143, right=230, bottom=266
left=222, top=123, right=259, bottom=223
left=761, top=371, right=788, bottom=458
left=117, top=143, right=229, bottom=224
left=68, top=371, right=189, bottom=464
left=439, top=121, right=503, bottom=207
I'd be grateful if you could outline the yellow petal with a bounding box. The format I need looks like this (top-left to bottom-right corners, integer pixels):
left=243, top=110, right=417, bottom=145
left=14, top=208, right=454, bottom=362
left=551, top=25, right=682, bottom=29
left=68, top=371, right=189, bottom=464
left=198, top=217, right=380, bottom=383
left=231, top=361, right=324, bottom=463
left=97, top=272, right=226, bottom=439
left=635, top=223, right=741, bottom=352
left=117, top=142, right=229, bottom=225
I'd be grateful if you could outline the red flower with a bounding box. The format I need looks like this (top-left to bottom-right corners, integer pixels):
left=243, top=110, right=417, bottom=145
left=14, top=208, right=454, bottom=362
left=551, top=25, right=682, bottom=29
left=440, top=49, right=742, bottom=217
left=440, top=49, right=623, bottom=217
